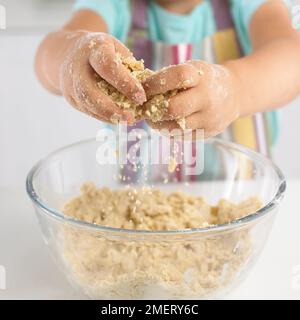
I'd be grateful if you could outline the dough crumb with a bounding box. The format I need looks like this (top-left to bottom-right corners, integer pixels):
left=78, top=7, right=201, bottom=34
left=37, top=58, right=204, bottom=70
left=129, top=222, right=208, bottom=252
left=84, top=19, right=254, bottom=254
left=177, top=118, right=186, bottom=130
left=168, top=157, right=178, bottom=173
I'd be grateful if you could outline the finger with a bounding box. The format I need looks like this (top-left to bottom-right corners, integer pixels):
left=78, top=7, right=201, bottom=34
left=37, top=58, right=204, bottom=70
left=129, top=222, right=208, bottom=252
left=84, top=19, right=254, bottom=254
left=111, top=37, right=133, bottom=59
left=186, top=60, right=207, bottom=74
left=73, top=62, right=135, bottom=124
left=85, top=107, right=132, bottom=124
left=89, top=42, right=146, bottom=105
left=149, top=111, right=221, bottom=135
left=164, top=87, right=203, bottom=120
left=147, top=120, right=196, bottom=140
left=184, top=112, right=222, bottom=138
left=142, top=64, right=201, bottom=98
left=147, top=120, right=180, bottom=132
left=79, top=102, right=135, bottom=125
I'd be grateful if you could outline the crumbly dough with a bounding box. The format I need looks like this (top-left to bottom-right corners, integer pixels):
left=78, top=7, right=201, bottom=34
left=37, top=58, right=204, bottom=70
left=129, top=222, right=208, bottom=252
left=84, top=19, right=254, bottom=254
left=144, top=90, right=178, bottom=123
left=61, top=183, right=262, bottom=299
left=96, top=55, right=185, bottom=126
left=96, top=55, right=153, bottom=122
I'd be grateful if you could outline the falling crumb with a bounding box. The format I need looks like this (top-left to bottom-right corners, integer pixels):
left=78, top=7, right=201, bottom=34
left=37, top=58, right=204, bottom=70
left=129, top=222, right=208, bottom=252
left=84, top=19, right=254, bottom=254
left=168, top=157, right=178, bottom=173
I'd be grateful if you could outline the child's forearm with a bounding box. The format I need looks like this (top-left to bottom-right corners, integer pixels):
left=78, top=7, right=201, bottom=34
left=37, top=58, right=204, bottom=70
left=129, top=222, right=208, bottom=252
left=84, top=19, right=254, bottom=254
left=223, top=1, right=300, bottom=116
left=225, top=34, right=300, bottom=116
left=35, top=10, right=146, bottom=124
left=35, top=10, right=108, bottom=95
left=35, top=30, right=85, bottom=94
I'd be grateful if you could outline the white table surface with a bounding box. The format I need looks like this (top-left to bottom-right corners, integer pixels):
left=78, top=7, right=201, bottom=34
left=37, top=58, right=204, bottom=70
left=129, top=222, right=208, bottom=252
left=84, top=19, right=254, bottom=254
left=0, top=181, right=300, bottom=300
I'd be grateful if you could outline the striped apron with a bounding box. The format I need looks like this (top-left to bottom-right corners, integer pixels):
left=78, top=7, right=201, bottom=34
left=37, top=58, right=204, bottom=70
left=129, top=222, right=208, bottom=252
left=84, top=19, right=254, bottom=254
left=128, top=0, right=278, bottom=157
left=122, top=0, right=278, bottom=182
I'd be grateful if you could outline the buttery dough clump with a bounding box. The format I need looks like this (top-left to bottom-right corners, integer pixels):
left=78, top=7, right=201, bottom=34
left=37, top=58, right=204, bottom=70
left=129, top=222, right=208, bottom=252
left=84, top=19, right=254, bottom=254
left=61, top=183, right=262, bottom=299
left=96, top=55, right=153, bottom=122
left=96, top=55, right=185, bottom=127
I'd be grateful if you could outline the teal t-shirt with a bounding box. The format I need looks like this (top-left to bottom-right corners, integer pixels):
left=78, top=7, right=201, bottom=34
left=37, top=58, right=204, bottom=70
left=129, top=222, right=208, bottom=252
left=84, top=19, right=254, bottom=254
left=74, top=0, right=290, bottom=55
left=73, top=0, right=291, bottom=146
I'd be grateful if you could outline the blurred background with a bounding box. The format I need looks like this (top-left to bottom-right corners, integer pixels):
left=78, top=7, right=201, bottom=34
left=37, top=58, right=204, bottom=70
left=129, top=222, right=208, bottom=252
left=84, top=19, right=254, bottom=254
left=0, top=0, right=300, bottom=189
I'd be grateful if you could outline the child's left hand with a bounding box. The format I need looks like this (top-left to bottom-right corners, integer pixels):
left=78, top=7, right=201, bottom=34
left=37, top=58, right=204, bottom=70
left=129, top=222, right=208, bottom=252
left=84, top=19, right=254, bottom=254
left=143, top=60, right=242, bottom=138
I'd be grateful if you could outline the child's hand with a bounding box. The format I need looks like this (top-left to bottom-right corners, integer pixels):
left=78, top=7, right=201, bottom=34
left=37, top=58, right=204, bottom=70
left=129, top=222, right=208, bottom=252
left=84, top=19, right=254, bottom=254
left=60, top=32, right=146, bottom=123
left=143, top=61, right=241, bottom=138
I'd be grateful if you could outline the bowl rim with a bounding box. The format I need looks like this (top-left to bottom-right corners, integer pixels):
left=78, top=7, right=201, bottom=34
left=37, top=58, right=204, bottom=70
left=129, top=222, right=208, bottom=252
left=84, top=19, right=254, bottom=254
left=26, top=137, right=286, bottom=236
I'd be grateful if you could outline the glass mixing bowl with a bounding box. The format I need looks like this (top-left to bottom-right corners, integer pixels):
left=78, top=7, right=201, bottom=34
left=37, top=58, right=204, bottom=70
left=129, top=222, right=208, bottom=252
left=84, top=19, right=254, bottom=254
left=26, top=138, right=286, bottom=299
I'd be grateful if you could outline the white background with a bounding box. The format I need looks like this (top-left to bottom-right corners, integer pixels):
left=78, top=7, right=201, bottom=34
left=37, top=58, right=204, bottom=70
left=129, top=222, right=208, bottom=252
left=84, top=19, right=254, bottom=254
left=0, top=0, right=300, bottom=188
left=0, top=0, right=300, bottom=301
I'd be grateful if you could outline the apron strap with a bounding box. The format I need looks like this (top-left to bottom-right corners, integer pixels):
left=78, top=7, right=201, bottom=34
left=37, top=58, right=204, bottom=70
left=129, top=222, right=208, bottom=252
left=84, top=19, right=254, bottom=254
left=131, top=0, right=148, bottom=31
left=211, top=0, right=234, bottom=30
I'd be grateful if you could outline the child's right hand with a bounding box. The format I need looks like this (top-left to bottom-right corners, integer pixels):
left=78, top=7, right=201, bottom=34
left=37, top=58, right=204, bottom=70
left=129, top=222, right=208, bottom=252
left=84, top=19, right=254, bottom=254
left=59, top=32, right=146, bottom=123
